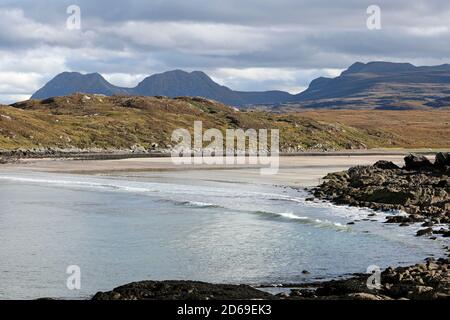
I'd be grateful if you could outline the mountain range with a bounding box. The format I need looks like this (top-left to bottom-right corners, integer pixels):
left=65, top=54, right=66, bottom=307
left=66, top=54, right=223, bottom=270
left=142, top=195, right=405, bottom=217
left=31, top=70, right=292, bottom=106
left=31, top=62, right=450, bottom=109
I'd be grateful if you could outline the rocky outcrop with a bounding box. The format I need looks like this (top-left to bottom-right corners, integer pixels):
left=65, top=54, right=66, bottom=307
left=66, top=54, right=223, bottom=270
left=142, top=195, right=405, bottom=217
left=404, top=154, right=433, bottom=170
left=373, top=160, right=400, bottom=170
left=92, top=280, right=274, bottom=300
left=0, top=148, right=164, bottom=161
left=435, top=152, right=450, bottom=169
left=282, top=257, right=450, bottom=300
left=312, top=153, right=450, bottom=228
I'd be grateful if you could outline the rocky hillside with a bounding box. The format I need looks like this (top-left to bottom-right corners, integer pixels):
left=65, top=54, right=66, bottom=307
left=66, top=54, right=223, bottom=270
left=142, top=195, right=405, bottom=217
left=1, top=94, right=450, bottom=155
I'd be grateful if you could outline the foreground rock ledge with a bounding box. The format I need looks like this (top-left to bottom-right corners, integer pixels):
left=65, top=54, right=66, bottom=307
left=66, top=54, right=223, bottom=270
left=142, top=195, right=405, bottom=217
left=92, top=258, right=450, bottom=300
left=312, top=153, right=450, bottom=232
left=92, top=281, right=274, bottom=300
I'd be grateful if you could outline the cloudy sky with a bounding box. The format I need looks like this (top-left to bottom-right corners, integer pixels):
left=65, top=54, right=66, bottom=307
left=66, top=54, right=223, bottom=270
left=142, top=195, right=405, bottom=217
left=1, top=0, right=450, bottom=103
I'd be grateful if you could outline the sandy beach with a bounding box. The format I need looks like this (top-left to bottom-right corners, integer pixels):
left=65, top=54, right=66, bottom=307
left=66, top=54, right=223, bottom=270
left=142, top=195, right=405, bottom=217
left=1, top=155, right=407, bottom=187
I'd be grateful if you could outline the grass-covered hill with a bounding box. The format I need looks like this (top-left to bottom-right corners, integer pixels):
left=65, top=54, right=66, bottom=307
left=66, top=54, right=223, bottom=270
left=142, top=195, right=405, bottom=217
left=0, top=93, right=449, bottom=153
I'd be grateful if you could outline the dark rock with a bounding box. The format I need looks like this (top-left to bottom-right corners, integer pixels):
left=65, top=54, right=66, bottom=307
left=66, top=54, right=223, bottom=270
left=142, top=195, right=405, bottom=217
left=386, top=215, right=422, bottom=224
left=373, top=160, right=400, bottom=170
left=433, top=228, right=450, bottom=237
left=92, top=280, right=275, bottom=300
left=416, top=228, right=433, bottom=237
left=315, top=277, right=372, bottom=296
left=434, top=152, right=450, bottom=168
left=436, top=180, right=448, bottom=188
left=421, top=221, right=434, bottom=227
left=302, top=270, right=310, bottom=275
left=404, top=153, right=433, bottom=170
left=288, top=289, right=316, bottom=298
left=366, top=188, right=412, bottom=205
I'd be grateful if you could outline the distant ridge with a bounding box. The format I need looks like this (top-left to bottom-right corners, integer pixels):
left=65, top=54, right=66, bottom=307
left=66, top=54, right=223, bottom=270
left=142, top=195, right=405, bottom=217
left=31, top=62, right=450, bottom=109
left=294, top=61, right=450, bottom=101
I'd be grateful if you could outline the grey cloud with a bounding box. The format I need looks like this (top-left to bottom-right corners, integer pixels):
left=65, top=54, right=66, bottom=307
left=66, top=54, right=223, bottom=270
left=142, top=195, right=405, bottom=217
left=8, top=0, right=450, bottom=27
left=1, top=0, right=450, bottom=103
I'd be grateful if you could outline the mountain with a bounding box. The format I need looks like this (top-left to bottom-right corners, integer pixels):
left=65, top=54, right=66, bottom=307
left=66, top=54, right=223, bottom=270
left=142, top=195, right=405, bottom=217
left=295, top=61, right=450, bottom=101
left=31, top=72, right=130, bottom=99
left=134, top=70, right=292, bottom=105
left=284, top=61, right=450, bottom=110
left=31, top=70, right=293, bottom=106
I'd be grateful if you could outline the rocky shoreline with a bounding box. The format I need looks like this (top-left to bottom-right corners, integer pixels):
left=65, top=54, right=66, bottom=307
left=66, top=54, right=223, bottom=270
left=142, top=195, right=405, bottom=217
left=0, top=148, right=170, bottom=163
left=311, top=153, right=450, bottom=238
left=281, top=256, right=450, bottom=300
left=91, top=257, right=450, bottom=300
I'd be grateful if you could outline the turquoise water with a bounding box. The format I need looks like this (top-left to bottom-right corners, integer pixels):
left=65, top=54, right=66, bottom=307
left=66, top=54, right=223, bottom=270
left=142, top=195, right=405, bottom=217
left=0, top=170, right=446, bottom=299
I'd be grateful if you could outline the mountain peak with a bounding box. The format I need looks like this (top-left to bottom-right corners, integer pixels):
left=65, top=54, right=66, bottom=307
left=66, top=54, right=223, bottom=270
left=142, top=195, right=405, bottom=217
left=342, top=61, right=416, bottom=76
left=31, top=72, right=126, bottom=99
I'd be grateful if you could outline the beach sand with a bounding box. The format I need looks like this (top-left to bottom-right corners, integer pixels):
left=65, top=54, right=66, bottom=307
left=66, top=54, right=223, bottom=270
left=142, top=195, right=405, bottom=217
left=1, top=155, right=406, bottom=187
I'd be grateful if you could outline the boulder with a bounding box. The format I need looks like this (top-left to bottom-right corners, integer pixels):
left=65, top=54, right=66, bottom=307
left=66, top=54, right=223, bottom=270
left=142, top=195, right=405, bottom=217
left=434, top=152, right=450, bottom=168
left=373, top=160, right=400, bottom=170
left=416, top=228, right=433, bottom=237
left=404, top=154, right=433, bottom=170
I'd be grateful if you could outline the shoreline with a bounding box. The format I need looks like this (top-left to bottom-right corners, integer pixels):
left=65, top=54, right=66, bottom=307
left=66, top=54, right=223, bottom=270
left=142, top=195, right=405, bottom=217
left=1, top=147, right=448, bottom=160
